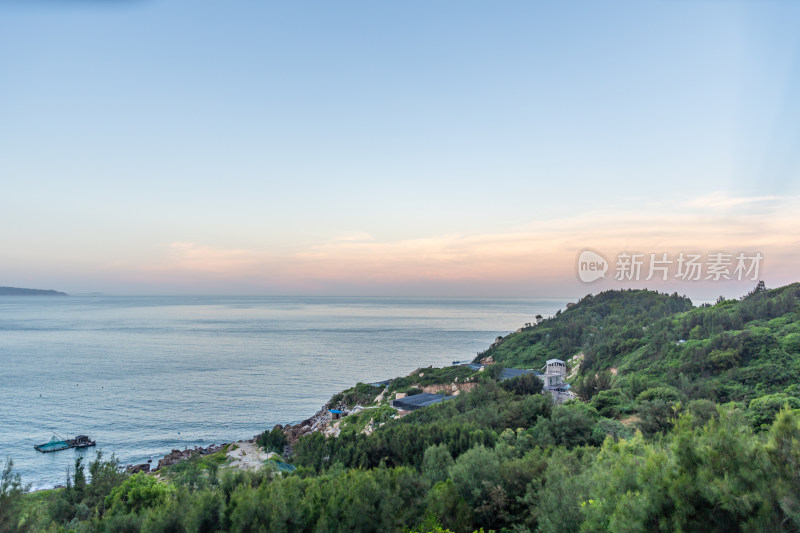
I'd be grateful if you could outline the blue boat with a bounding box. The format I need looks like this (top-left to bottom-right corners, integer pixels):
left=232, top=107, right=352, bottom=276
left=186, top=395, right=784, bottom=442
left=34, top=433, right=96, bottom=453
left=34, top=436, right=71, bottom=453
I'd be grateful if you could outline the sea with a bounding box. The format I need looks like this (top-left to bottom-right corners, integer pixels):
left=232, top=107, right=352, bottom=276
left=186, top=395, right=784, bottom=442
left=0, top=295, right=569, bottom=490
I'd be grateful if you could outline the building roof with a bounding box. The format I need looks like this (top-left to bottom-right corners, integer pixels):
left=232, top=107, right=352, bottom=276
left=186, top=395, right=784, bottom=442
left=498, top=368, right=537, bottom=381
left=391, top=393, right=455, bottom=411
left=546, top=359, right=566, bottom=364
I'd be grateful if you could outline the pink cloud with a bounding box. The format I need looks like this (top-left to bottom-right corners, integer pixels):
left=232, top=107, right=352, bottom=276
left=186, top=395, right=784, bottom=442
left=91, top=198, right=800, bottom=295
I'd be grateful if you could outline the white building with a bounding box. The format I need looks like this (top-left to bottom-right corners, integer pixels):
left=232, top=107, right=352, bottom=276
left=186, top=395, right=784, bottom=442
left=544, top=358, right=567, bottom=377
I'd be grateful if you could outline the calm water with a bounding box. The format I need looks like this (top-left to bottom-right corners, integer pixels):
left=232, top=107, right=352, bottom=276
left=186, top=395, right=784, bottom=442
left=0, top=295, right=568, bottom=489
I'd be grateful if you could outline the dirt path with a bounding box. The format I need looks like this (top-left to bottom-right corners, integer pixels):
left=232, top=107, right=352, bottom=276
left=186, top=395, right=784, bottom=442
left=226, top=440, right=274, bottom=471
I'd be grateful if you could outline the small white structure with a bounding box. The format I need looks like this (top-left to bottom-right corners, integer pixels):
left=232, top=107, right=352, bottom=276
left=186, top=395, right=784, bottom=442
left=540, top=359, right=573, bottom=404
left=544, top=359, right=567, bottom=377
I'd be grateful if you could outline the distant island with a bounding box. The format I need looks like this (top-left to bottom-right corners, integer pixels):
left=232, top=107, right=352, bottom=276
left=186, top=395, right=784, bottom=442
left=0, top=286, right=67, bottom=296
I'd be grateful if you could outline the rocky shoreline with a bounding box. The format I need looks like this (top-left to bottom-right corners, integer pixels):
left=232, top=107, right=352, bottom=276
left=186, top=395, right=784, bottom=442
left=277, top=404, right=356, bottom=443
left=137, top=365, right=483, bottom=474
left=135, top=402, right=366, bottom=474
left=126, top=442, right=230, bottom=474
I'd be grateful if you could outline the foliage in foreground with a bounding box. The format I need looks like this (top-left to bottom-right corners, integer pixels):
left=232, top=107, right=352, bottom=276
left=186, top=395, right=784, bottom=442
left=9, top=393, right=800, bottom=532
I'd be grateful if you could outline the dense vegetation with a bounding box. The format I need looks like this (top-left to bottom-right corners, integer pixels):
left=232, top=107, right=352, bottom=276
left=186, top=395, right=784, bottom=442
left=5, top=282, right=800, bottom=532
left=485, top=282, right=800, bottom=431
left=477, top=288, right=695, bottom=370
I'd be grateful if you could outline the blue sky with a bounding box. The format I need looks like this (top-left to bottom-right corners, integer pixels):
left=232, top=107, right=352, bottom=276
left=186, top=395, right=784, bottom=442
left=1, top=0, right=798, bottom=297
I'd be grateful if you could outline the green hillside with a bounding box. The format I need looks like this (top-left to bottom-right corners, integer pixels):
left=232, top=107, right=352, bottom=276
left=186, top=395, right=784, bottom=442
left=484, top=282, right=800, bottom=428
left=476, top=288, right=694, bottom=369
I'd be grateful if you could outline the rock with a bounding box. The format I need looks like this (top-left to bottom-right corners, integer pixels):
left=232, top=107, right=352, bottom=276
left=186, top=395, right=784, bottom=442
left=127, top=463, right=150, bottom=474
left=155, top=443, right=226, bottom=471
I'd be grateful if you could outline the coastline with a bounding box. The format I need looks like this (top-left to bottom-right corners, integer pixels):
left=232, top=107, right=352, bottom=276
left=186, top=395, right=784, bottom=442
left=141, top=362, right=495, bottom=476
left=6, top=294, right=553, bottom=491
left=137, top=403, right=367, bottom=477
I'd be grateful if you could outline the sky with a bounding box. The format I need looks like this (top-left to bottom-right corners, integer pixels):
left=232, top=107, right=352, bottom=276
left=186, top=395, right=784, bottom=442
left=1, top=0, right=799, bottom=299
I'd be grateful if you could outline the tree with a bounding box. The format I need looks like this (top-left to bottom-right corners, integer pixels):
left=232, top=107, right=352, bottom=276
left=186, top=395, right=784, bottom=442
left=105, top=473, right=174, bottom=514
left=591, top=388, right=629, bottom=418
left=72, top=456, right=86, bottom=502
left=486, top=363, right=505, bottom=381
left=636, top=385, right=685, bottom=405
left=636, top=400, right=676, bottom=437
left=748, top=394, right=800, bottom=430
left=744, top=281, right=767, bottom=299
left=424, top=480, right=474, bottom=533
left=86, top=451, right=128, bottom=517
left=581, top=409, right=780, bottom=531
left=0, top=459, right=29, bottom=533
left=766, top=408, right=800, bottom=529
left=530, top=403, right=601, bottom=448
left=258, top=426, right=288, bottom=454
left=448, top=446, right=500, bottom=503
left=422, top=444, right=454, bottom=485
left=499, top=372, right=543, bottom=396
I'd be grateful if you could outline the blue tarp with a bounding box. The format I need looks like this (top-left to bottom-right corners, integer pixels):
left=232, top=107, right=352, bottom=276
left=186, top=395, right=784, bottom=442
left=35, top=436, right=70, bottom=452
left=266, top=460, right=297, bottom=473
left=498, top=368, right=537, bottom=381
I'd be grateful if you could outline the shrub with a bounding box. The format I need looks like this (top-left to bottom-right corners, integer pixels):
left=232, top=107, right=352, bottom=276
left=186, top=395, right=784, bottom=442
left=329, top=382, right=382, bottom=407
left=422, top=444, right=454, bottom=485
left=0, top=459, right=29, bottom=533
left=105, top=473, right=173, bottom=514
left=636, top=385, right=685, bottom=405
left=257, top=427, right=288, bottom=454
left=748, top=393, right=800, bottom=429
left=781, top=332, right=800, bottom=354
left=499, top=372, right=543, bottom=396
left=591, top=389, right=630, bottom=418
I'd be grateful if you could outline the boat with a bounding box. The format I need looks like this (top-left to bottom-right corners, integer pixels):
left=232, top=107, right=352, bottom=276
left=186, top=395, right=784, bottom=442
left=33, top=436, right=71, bottom=453
left=69, top=435, right=96, bottom=449
left=34, top=433, right=96, bottom=453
